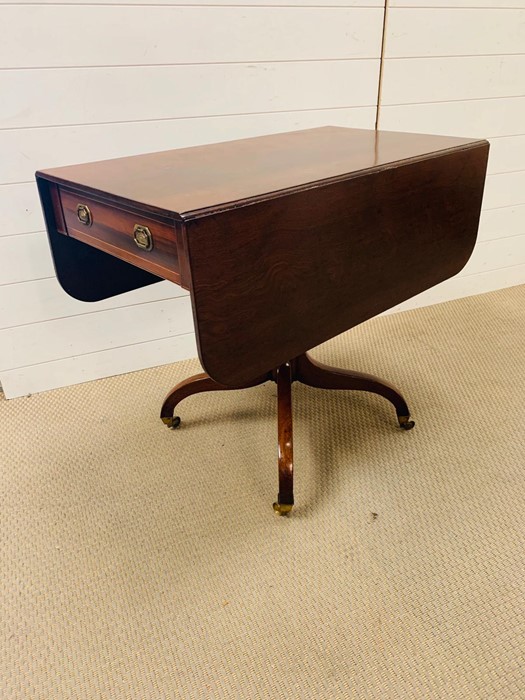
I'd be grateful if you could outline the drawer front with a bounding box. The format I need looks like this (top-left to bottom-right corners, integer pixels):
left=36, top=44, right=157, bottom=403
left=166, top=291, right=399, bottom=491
left=59, top=188, right=180, bottom=284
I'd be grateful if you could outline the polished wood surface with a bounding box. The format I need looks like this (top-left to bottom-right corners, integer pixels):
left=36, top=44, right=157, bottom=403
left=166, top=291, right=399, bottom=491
left=160, top=353, right=415, bottom=513
left=294, top=354, right=414, bottom=428
left=275, top=362, right=294, bottom=514
left=187, top=144, right=489, bottom=385
left=37, top=126, right=489, bottom=384
left=36, top=126, right=489, bottom=512
left=160, top=369, right=273, bottom=428
left=36, top=178, right=162, bottom=302
left=59, top=187, right=181, bottom=284
left=37, top=126, right=482, bottom=218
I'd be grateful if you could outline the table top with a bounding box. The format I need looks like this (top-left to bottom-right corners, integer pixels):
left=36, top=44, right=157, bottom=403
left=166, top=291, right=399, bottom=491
left=38, top=126, right=482, bottom=220
left=37, top=126, right=489, bottom=385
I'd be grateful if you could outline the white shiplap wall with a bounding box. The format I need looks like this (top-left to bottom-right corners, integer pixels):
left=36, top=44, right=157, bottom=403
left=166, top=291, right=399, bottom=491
left=0, top=2, right=383, bottom=397
left=1, top=1, right=523, bottom=397
left=379, top=2, right=525, bottom=314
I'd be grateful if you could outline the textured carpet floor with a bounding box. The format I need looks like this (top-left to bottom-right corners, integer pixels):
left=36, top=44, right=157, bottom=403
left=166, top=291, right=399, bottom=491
left=1, top=285, right=525, bottom=699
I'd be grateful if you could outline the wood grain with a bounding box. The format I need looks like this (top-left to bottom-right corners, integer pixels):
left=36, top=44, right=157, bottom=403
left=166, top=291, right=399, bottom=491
left=185, top=142, right=489, bottom=384
left=59, top=188, right=181, bottom=284
left=39, top=127, right=482, bottom=218
left=36, top=178, right=163, bottom=302
left=37, top=127, right=489, bottom=385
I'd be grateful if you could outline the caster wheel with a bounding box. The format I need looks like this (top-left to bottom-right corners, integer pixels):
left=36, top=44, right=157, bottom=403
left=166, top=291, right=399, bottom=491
left=398, top=416, right=415, bottom=430
left=162, top=416, right=181, bottom=429
left=273, top=502, right=293, bottom=516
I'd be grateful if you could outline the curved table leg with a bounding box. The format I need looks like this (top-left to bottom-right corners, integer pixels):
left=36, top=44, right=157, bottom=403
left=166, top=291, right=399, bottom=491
left=295, top=353, right=415, bottom=430
left=160, top=370, right=272, bottom=429
left=273, top=362, right=294, bottom=516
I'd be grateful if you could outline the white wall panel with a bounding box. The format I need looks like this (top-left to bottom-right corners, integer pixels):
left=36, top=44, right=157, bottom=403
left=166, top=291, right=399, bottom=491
left=386, top=8, right=525, bottom=57
left=3, top=1, right=523, bottom=397
left=1, top=0, right=384, bottom=397
left=1, top=6, right=382, bottom=68
left=0, top=107, right=376, bottom=186
left=463, top=235, right=525, bottom=275
left=0, top=296, right=194, bottom=371
left=0, top=232, right=53, bottom=285
left=483, top=172, right=525, bottom=210
left=478, top=205, right=525, bottom=242
left=1, top=333, right=199, bottom=400
left=380, top=97, right=525, bottom=139
left=0, top=184, right=44, bottom=236
left=392, top=1, right=525, bottom=7
left=379, top=3, right=525, bottom=317
left=4, top=0, right=382, bottom=5
left=381, top=55, right=525, bottom=105
left=1, top=61, right=380, bottom=130
left=386, top=264, right=525, bottom=316
left=0, top=278, right=186, bottom=330
left=487, top=135, right=525, bottom=175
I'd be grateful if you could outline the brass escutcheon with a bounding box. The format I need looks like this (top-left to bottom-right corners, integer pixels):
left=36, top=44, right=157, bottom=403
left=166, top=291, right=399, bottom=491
left=76, top=204, right=92, bottom=226
left=133, top=224, right=153, bottom=251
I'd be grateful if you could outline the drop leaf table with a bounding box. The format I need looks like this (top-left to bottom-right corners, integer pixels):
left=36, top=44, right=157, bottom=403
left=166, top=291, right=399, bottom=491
left=36, top=127, right=489, bottom=514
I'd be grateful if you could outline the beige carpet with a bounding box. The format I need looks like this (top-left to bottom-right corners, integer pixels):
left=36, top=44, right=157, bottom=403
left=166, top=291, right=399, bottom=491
left=1, top=285, right=525, bottom=699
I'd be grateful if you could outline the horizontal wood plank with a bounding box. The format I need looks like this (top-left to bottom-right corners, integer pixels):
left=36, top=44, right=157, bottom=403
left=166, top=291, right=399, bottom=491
left=2, top=0, right=382, bottom=5
left=0, top=61, right=380, bottom=129
left=0, top=332, right=198, bottom=399
left=0, top=184, right=44, bottom=236
left=0, top=296, right=194, bottom=371
left=385, top=8, right=525, bottom=57
left=0, top=107, right=376, bottom=186
left=379, top=97, right=525, bottom=139
left=381, top=55, right=525, bottom=105
left=483, top=171, right=525, bottom=210
left=0, top=277, right=187, bottom=330
left=0, top=232, right=53, bottom=285
left=463, top=234, right=525, bottom=275
left=391, top=1, right=525, bottom=7
left=488, top=135, right=525, bottom=174
left=1, top=6, right=382, bottom=68
left=478, top=205, right=525, bottom=242
left=385, top=264, right=525, bottom=315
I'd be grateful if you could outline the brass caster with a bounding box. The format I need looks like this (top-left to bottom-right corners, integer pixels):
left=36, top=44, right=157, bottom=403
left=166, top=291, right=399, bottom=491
left=398, top=415, right=415, bottom=430
left=273, top=502, right=293, bottom=516
left=162, top=416, right=181, bottom=429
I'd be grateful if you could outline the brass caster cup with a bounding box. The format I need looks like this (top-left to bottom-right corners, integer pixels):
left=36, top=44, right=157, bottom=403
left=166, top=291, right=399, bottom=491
left=273, top=502, right=293, bottom=516
left=162, top=416, right=181, bottom=429
left=398, top=415, right=415, bottom=430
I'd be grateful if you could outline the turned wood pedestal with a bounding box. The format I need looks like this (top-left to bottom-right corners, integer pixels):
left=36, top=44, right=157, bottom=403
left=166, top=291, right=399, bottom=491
left=161, top=353, right=414, bottom=515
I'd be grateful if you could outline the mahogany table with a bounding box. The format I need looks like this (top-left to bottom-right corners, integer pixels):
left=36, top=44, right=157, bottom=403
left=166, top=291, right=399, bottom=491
left=36, top=127, right=489, bottom=514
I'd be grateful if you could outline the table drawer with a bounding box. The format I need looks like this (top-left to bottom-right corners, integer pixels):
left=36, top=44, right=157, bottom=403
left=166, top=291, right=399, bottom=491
left=59, top=188, right=180, bottom=284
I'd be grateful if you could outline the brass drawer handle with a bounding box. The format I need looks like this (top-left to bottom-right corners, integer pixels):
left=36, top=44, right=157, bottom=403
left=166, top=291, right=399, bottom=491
left=76, top=204, right=92, bottom=226
left=133, top=224, right=153, bottom=251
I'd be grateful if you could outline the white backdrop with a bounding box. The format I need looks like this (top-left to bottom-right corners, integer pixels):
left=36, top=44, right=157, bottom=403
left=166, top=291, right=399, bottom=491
left=1, top=0, right=524, bottom=397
